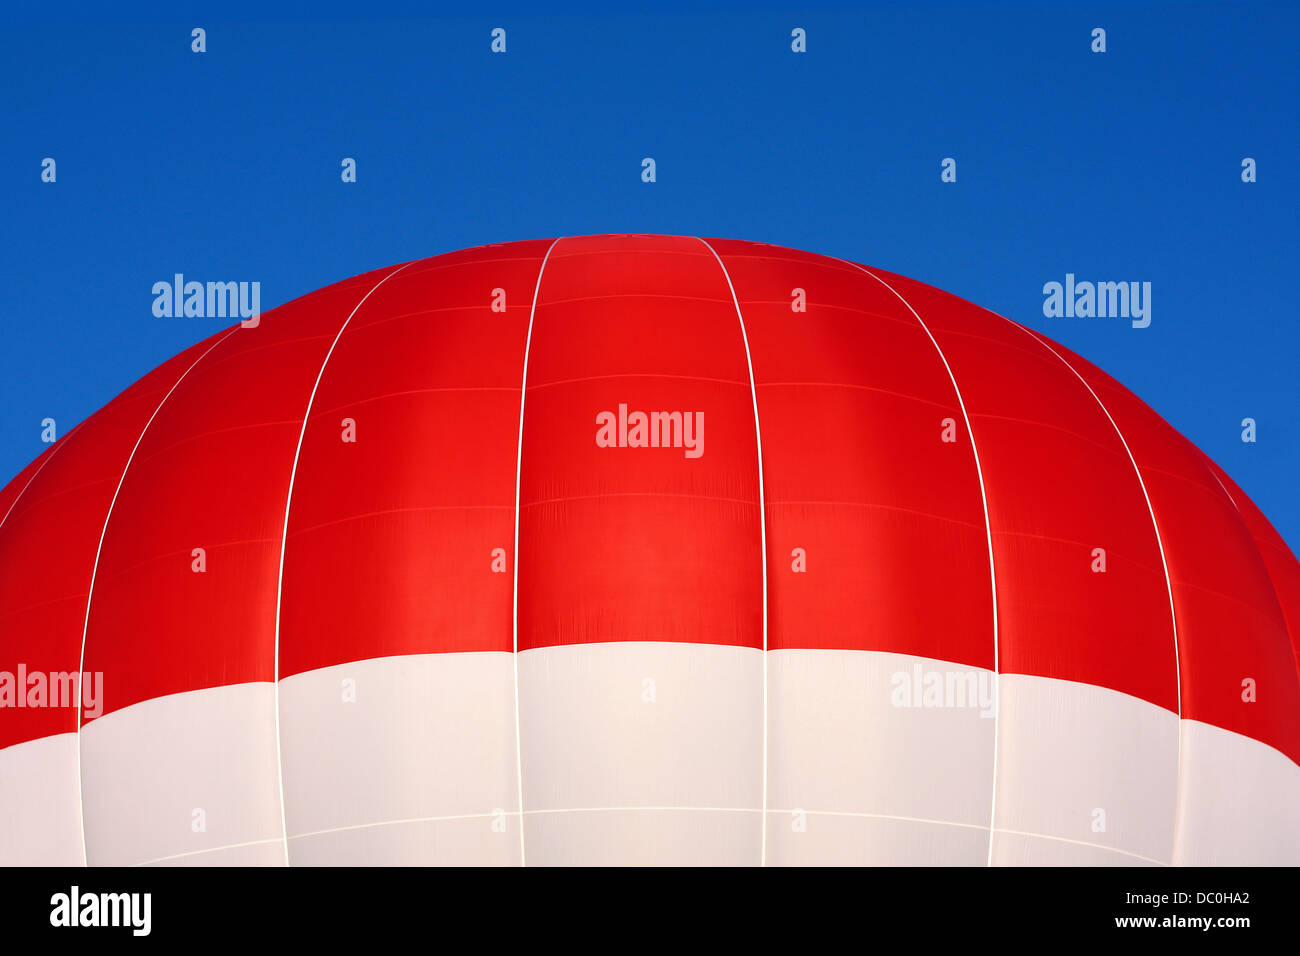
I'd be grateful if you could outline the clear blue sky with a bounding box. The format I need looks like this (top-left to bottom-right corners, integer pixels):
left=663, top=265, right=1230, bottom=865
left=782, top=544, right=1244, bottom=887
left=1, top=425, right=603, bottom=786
left=3, top=1, right=1297, bottom=549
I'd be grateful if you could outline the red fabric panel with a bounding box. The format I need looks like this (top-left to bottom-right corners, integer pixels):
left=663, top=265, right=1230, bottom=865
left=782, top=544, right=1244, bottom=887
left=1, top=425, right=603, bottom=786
left=704, top=238, right=993, bottom=668
left=80, top=268, right=394, bottom=722
left=1205, top=461, right=1300, bottom=678
left=0, top=332, right=227, bottom=746
left=516, top=235, right=763, bottom=650
left=870, top=270, right=1178, bottom=712
left=1034, top=338, right=1300, bottom=762
left=278, top=241, right=554, bottom=675
left=0, top=446, right=53, bottom=524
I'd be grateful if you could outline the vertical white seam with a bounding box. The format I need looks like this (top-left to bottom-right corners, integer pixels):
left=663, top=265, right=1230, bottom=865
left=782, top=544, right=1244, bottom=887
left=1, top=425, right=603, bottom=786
left=511, top=237, right=563, bottom=868
left=75, top=326, right=241, bottom=866
left=696, top=237, right=770, bottom=867
left=1008, top=321, right=1183, bottom=865
left=1208, top=469, right=1239, bottom=511
left=0, top=422, right=84, bottom=533
left=271, top=262, right=414, bottom=866
left=836, top=259, right=1002, bottom=867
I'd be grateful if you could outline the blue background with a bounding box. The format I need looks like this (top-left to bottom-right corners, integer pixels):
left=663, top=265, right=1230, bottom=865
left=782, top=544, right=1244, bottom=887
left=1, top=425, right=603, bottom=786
left=3, top=1, right=1297, bottom=549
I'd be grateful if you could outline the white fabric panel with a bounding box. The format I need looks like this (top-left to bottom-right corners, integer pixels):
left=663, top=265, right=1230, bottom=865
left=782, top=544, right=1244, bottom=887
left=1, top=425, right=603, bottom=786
left=1174, top=718, right=1300, bottom=865
left=767, top=813, right=989, bottom=867
left=766, top=648, right=994, bottom=865
left=289, top=817, right=514, bottom=866
left=278, top=652, right=519, bottom=866
left=517, top=641, right=762, bottom=865
left=0, top=732, right=83, bottom=865
left=525, top=808, right=759, bottom=866
left=990, top=673, right=1178, bottom=866
left=79, top=682, right=284, bottom=866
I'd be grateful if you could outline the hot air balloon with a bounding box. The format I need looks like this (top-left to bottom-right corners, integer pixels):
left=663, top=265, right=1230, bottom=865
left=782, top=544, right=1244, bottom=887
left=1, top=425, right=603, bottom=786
left=0, top=234, right=1296, bottom=866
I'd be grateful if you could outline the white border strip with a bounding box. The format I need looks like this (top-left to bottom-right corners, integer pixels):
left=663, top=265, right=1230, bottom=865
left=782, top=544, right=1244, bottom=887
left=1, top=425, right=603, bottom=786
left=1007, top=321, right=1183, bottom=864
left=696, top=237, right=771, bottom=866
left=75, top=326, right=241, bottom=866
left=835, top=259, right=1002, bottom=866
left=511, top=237, right=564, bottom=868
left=270, top=262, right=415, bottom=865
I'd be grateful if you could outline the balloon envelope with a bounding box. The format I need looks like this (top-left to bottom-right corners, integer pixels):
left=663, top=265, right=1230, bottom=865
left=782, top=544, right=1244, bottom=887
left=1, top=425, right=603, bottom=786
left=1, top=234, right=1296, bottom=866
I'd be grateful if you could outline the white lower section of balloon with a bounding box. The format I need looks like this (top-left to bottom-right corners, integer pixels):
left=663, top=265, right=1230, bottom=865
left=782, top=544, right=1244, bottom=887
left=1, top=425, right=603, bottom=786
left=1, top=645, right=1297, bottom=865
left=0, top=731, right=83, bottom=866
